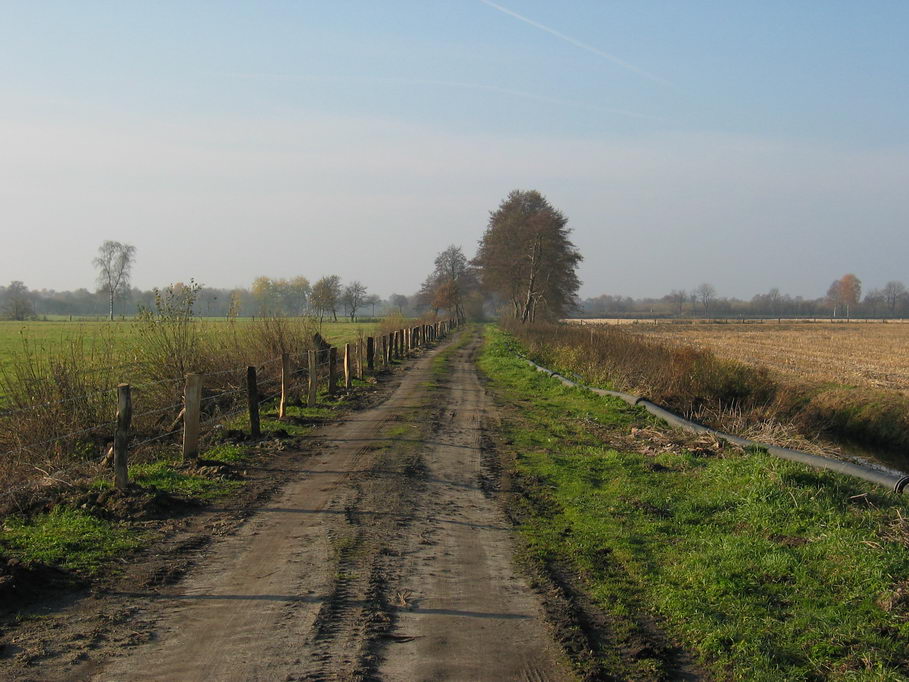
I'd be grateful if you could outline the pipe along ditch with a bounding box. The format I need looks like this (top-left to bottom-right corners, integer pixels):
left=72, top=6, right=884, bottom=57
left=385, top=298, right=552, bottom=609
left=522, top=358, right=909, bottom=496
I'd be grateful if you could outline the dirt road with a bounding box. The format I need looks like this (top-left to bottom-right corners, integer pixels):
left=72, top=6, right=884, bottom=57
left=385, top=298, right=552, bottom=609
left=81, top=329, right=568, bottom=681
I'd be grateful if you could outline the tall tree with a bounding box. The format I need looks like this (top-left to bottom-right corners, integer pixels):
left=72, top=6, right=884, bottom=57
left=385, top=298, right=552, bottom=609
left=474, top=190, right=581, bottom=323
left=827, top=273, right=862, bottom=317
left=1, top=281, right=35, bottom=321
left=342, top=281, right=368, bottom=321
left=667, top=289, right=687, bottom=316
left=93, top=240, right=136, bottom=320
left=389, top=293, right=408, bottom=315
left=311, top=275, right=342, bottom=324
left=882, top=280, right=906, bottom=314
left=693, top=283, right=716, bottom=317
left=420, top=245, right=475, bottom=323
left=251, top=276, right=281, bottom=315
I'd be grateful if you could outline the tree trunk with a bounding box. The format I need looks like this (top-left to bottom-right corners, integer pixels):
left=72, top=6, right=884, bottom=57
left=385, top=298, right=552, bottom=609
left=109, top=290, right=114, bottom=321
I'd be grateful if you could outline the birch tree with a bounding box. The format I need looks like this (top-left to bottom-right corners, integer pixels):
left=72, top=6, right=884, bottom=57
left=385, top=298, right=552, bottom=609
left=93, top=240, right=136, bottom=320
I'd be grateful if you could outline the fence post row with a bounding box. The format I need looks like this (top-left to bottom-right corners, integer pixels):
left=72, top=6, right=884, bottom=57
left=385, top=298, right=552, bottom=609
left=356, top=340, right=364, bottom=380
left=247, top=366, right=261, bottom=438
left=114, top=383, right=132, bottom=492
left=183, top=373, right=202, bottom=461
left=344, top=343, right=353, bottom=388
left=307, top=350, right=318, bottom=407
left=103, top=321, right=468, bottom=492
left=328, top=346, right=337, bottom=395
left=278, top=353, right=291, bottom=419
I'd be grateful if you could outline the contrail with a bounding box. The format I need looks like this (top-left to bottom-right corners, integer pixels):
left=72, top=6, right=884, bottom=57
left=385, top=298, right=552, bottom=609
left=217, top=72, right=663, bottom=121
left=406, top=78, right=664, bottom=121
left=478, top=0, right=672, bottom=88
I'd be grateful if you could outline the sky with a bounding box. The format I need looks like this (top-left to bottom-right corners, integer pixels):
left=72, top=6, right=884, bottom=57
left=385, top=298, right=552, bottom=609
left=1, top=1, right=907, bottom=300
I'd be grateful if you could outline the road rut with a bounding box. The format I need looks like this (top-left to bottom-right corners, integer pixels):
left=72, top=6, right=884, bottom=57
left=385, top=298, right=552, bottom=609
left=90, top=329, right=568, bottom=681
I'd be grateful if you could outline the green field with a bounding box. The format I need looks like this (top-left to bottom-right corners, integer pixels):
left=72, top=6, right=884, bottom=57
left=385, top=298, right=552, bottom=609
left=0, top=318, right=379, bottom=375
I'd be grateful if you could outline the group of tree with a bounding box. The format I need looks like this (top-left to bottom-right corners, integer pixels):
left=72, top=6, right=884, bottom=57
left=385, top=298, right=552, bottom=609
left=12, top=199, right=905, bottom=326
left=579, top=276, right=909, bottom=319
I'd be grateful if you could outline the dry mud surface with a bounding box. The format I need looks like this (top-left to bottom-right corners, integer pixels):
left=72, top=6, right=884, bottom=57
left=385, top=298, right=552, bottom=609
left=3, top=330, right=569, bottom=681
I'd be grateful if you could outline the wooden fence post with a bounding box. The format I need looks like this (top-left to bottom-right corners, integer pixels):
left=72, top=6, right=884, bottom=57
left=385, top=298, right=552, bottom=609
left=182, top=373, right=202, bottom=461
left=279, top=352, right=291, bottom=419
left=366, top=336, right=375, bottom=371
left=356, top=340, right=364, bottom=379
left=344, top=343, right=352, bottom=388
left=114, top=383, right=132, bottom=492
left=247, top=366, right=261, bottom=438
left=381, top=335, right=388, bottom=366
left=308, top=350, right=317, bottom=407
left=328, top=346, right=337, bottom=395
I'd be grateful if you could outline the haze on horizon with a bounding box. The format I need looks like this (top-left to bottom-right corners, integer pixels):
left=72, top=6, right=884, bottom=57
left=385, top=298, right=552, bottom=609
left=1, top=1, right=907, bottom=301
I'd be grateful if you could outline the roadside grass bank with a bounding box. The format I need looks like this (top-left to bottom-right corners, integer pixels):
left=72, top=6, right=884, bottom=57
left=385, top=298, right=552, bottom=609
left=479, top=325, right=909, bottom=680
left=503, top=320, right=909, bottom=466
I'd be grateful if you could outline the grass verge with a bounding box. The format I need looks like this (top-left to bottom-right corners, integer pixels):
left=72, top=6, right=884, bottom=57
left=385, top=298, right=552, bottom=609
left=0, top=389, right=361, bottom=581
left=480, top=325, right=909, bottom=680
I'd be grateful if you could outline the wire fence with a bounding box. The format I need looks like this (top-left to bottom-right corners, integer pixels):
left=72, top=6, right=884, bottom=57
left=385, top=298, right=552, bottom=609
left=0, top=320, right=458, bottom=511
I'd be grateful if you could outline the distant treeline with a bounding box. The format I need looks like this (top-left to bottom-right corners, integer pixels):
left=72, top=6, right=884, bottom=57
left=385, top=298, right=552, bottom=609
left=0, top=278, right=427, bottom=321
left=579, top=279, right=909, bottom=319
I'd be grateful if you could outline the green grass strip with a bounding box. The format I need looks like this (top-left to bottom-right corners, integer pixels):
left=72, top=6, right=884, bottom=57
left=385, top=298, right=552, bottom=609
left=479, top=325, right=909, bottom=680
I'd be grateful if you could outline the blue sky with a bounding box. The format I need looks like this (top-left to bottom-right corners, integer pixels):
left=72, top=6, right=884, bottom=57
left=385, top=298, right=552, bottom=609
left=1, top=1, right=907, bottom=298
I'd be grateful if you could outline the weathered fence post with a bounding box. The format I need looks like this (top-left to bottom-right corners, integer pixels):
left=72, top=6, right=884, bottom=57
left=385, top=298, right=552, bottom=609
left=114, top=383, right=132, bottom=492
left=381, top=335, right=388, bottom=367
left=182, top=373, right=202, bottom=461
left=366, top=336, right=375, bottom=371
left=328, top=346, right=337, bottom=395
left=279, top=352, right=291, bottom=419
left=356, top=340, right=364, bottom=380
left=344, top=343, right=352, bottom=388
left=308, top=350, right=317, bottom=407
left=247, top=366, right=261, bottom=438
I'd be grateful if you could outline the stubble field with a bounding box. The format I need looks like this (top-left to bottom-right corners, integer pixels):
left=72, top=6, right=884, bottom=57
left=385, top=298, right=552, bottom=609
left=573, top=320, right=909, bottom=394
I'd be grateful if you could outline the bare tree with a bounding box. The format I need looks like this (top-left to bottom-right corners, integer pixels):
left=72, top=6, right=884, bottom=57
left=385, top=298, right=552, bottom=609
left=93, top=240, right=136, bottom=320
left=883, top=281, right=906, bottom=315
left=667, top=289, right=687, bottom=316
left=364, top=294, right=381, bottom=317
left=311, top=275, right=342, bottom=324
left=420, top=245, right=476, bottom=323
left=389, top=294, right=408, bottom=315
left=342, top=281, right=368, bottom=321
left=694, top=283, right=716, bottom=317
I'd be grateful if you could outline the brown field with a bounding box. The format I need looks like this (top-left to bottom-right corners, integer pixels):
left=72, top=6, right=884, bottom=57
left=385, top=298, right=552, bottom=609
left=569, top=320, right=909, bottom=394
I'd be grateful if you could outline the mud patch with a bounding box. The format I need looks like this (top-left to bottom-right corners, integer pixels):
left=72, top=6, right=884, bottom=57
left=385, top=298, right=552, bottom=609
left=66, top=485, right=202, bottom=522
left=0, top=557, right=82, bottom=614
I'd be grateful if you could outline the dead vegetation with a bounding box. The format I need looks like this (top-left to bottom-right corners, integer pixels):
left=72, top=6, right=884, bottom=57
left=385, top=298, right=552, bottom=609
left=0, top=307, right=321, bottom=511
left=587, top=320, right=909, bottom=394
left=509, top=320, right=909, bottom=458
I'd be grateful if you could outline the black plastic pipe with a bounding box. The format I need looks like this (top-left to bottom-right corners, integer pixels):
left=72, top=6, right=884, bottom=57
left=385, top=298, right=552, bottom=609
left=524, top=358, right=909, bottom=494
